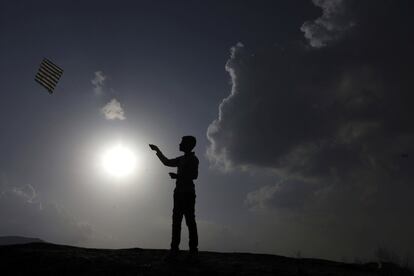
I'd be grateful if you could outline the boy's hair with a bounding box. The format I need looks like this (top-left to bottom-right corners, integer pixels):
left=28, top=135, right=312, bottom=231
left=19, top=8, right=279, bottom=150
left=182, top=136, right=196, bottom=151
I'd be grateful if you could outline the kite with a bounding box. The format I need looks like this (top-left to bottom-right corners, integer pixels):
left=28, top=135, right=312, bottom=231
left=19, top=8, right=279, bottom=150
left=34, top=58, right=64, bottom=94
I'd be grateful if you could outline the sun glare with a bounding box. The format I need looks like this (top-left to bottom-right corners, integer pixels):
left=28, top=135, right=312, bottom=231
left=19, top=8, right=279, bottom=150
left=101, top=144, right=137, bottom=178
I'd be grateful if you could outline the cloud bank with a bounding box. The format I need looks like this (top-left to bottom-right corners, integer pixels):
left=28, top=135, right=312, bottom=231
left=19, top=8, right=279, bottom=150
left=207, top=0, right=414, bottom=259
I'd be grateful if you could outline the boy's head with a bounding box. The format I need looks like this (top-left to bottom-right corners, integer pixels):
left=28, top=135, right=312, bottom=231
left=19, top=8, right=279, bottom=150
left=179, top=136, right=196, bottom=153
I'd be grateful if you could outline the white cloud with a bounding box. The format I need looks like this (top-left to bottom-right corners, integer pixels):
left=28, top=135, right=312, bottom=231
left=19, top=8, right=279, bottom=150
left=91, top=71, right=127, bottom=121
left=91, top=71, right=107, bottom=95
left=101, top=98, right=126, bottom=120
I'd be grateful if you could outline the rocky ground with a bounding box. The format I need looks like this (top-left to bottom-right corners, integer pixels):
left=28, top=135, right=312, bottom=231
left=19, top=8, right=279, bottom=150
left=0, top=243, right=412, bottom=275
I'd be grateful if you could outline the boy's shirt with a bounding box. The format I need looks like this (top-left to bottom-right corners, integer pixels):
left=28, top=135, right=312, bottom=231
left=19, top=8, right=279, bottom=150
left=156, top=151, right=199, bottom=191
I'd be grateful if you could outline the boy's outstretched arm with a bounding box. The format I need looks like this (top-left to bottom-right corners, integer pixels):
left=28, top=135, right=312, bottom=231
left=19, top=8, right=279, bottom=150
left=149, top=144, right=179, bottom=167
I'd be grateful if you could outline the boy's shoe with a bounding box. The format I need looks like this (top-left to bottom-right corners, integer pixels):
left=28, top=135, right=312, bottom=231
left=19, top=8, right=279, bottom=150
left=164, top=249, right=179, bottom=262
left=186, top=249, right=199, bottom=264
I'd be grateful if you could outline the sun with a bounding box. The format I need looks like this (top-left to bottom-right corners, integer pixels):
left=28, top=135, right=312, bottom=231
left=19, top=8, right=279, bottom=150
left=101, top=144, right=137, bottom=178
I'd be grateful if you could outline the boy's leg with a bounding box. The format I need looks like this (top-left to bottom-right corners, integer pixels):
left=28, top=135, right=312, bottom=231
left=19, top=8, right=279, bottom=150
left=171, top=211, right=183, bottom=251
left=171, top=194, right=184, bottom=251
left=184, top=195, right=198, bottom=252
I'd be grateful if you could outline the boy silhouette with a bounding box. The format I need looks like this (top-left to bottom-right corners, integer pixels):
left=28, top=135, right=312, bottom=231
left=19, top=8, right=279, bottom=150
left=149, top=136, right=199, bottom=259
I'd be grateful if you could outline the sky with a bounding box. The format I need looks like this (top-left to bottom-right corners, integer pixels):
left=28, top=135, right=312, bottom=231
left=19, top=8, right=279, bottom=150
left=0, top=0, right=413, bottom=265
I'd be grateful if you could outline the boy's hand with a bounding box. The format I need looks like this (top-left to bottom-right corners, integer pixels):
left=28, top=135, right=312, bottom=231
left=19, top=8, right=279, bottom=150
left=149, top=144, right=160, bottom=152
left=169, top=172, right=178, bottom=179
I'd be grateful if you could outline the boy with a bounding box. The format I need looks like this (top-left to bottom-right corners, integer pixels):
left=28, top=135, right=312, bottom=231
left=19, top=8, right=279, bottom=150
left=149, top=136, right=199, bottom=258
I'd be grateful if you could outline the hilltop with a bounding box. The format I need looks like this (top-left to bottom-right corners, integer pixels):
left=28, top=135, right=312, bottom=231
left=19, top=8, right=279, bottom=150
left=0, top=242, right=411, bottom=275
left=0, top=236, right=44, bottom=246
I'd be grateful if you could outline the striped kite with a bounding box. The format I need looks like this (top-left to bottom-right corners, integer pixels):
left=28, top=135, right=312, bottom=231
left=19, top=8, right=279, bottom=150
left=35, top=58, right=64, bottom=94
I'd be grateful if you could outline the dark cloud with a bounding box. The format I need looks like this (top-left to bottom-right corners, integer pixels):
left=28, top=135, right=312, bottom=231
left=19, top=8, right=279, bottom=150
left=207, top=0, right=414, bottom=259
left=301, top=0, right=355, bottom=48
